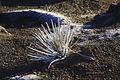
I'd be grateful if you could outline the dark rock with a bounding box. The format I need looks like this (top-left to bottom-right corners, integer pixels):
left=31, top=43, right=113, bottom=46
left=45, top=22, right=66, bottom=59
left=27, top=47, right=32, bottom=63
left=106, top=3, right=119, bottom=14
left=0, top=10, right=67, bottom=28
left=83, top=2, right=120, bottom=29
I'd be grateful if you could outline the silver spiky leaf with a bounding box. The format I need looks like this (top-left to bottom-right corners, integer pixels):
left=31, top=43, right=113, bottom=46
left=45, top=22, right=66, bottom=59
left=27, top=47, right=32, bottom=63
left=28, top=20, right=77, bottom=69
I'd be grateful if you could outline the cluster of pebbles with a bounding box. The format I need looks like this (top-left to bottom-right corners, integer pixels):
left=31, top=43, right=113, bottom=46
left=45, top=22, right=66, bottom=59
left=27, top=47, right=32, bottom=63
left=1, top=2, right=120, bottom=79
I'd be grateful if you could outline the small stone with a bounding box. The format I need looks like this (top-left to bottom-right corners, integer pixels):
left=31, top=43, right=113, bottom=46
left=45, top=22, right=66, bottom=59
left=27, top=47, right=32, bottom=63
left=104, top=64, right=112, bottom=71
left=21, top=74, right=40, bottom=80
left=0, top=26, right=11, bottom=36
left=118, top=55, right=120, bottom=58
left=108, top=69, right=112, bottom=72
left=9, top=75, right=21, bottom=80
left=10, top=74, right=40, bottom=80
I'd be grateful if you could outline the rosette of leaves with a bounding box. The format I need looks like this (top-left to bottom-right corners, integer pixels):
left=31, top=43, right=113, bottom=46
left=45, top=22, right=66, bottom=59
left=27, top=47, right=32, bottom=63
left=28, top=20, right=94, bottom=69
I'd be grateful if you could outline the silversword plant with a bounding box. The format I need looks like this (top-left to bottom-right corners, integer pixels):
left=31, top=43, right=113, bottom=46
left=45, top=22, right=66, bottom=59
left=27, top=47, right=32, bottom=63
left=28, top=20, right=77, bottom=69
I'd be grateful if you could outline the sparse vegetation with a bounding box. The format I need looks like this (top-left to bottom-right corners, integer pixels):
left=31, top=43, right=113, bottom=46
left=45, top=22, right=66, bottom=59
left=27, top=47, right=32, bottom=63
left=0, top=0, right=120, bottom=79
left=28, top=20, right=77, bottom=69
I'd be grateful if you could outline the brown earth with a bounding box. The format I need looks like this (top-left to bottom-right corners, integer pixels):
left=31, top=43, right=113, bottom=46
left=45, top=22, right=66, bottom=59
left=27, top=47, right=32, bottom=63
left=0, top=0, right=120, bottom=79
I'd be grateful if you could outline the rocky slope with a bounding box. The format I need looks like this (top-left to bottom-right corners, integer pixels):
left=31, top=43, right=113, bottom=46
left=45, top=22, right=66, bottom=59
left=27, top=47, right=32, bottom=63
left=0, top=0, right=120, bottom=80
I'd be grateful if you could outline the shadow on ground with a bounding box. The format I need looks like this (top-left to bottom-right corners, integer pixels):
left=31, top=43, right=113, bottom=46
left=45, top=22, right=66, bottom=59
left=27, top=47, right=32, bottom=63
left=0, top=61, right=48, bottom=79
left=0, top=61, right=90, bottom=80
left=0, top=52, right=94, bottom=79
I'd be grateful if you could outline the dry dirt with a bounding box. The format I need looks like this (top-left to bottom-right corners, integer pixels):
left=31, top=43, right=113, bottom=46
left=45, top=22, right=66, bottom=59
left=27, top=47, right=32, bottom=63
left=0, top=0, right=120, bottom=79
